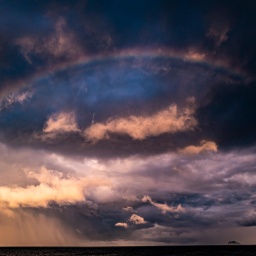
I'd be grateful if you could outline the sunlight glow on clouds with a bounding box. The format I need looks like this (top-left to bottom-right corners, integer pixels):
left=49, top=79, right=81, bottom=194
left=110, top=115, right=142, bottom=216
left=115, top=222, right=128, bottom=228
left=179, top=140, right=218, bottom=155
left=43, top=112, right=80, bottom=134
left=129, top=214, right=147, bottom=225
left=0, top=0, right=255, bottom=245
left=142, top=195, right=186, bottom=214
left=84, top=103, right=197, bottom=141
left=0, top=166, right=111, bottom=209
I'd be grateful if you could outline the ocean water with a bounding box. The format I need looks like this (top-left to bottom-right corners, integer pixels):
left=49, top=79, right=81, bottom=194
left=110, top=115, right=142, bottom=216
left=0, top=246, right=255, bottom=256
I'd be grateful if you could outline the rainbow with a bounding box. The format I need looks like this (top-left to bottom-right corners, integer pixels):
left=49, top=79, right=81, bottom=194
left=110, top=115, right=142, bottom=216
left=42, top=47, right=245, bottom=78
left=4, top=47, right=247, bottom=97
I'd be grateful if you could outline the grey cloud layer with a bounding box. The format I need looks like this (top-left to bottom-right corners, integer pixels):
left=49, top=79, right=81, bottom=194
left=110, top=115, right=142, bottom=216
left=0, top=142, right=255, bottom=244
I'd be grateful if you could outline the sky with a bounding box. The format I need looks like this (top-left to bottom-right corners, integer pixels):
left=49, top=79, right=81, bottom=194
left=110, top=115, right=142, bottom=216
left=0, top=0, right=256, bottom=245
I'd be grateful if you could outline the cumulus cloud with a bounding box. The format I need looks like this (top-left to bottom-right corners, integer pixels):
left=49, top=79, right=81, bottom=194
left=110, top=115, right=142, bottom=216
left=179, top=140, right=218, bottom=155
left=84, top=103, right=197, bottom=141
left=142, top=196, right=186, bottom=214
left=115, top=222, right=128, bottom=228
left=43, top=112, right=80, bottom=135
left=0, top=166, right=111, bottom=209
left=129, top=214, right=147, bottom=225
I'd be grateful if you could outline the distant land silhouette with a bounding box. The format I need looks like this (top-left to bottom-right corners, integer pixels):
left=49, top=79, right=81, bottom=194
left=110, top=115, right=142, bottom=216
left=228, top=241, right=240, bottom=245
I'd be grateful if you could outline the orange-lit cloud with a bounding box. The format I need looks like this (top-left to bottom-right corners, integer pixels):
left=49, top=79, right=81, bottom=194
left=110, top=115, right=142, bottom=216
left=84, top=103, right=197, bottom=141
left=0, top=166, right=111, bottom=209
left=129, top=214, right=147, bottom=224
left=179, top=140, right=218, bottom=155
left=142, top=195, right=186, bottom=214
left=115, top=222, right=128, bottom=228
left=224, top=172, right=256, bottom=186
left=43, top=112, right=80, bottom=135
left=184, top=49, right=206, bottom=61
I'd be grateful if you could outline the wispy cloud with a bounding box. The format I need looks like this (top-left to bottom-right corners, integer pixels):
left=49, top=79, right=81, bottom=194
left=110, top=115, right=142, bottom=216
left=142, top=195, right=186, bottom=214
left=16, top=17, right=83, bottom=64
left=123, top=206, right=134, bottom=212
left=184, top=49, right=206, bottom=61
left=224, top=172, right=256, bottom=186
left=207, top=23, right=229, bottom=47
left=0, top=91, right=33, bottom=111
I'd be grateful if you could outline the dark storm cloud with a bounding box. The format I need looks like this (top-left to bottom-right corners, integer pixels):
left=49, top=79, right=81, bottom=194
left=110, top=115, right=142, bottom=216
left=197, top=81, right=256, bottom=150
left=0, top=0, right=254, bottom=158
left=0, top=0, right=255, bottom=94
left=0, top=56, right=246, bottom=158
left=238, top=215, right=256, bottom=227
left=0, top=139, right=256, bottom=244
left=1, top=0, right=256, bottom=245
left=43, top=0, right=256, bottom=76
left=0, top=1, right=51, bottom=93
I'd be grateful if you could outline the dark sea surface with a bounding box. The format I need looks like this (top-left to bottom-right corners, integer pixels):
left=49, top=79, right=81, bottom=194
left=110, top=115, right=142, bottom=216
left=0, top=246, right=255, bottom=256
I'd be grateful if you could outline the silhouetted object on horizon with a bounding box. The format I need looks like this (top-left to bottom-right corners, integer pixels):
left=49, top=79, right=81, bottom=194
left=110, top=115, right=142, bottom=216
left=228, top=241, right=240, bottom=245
